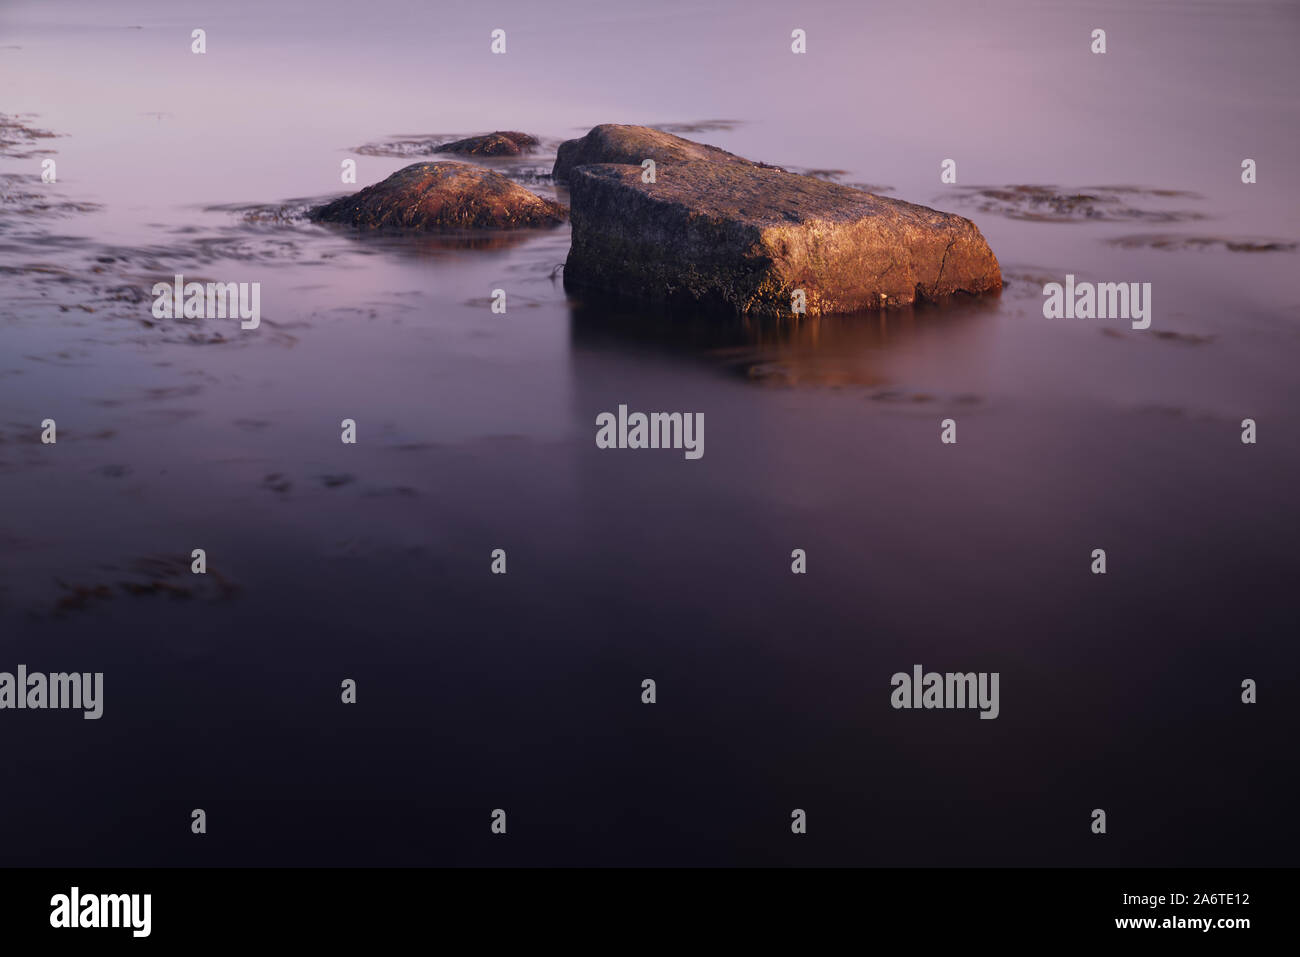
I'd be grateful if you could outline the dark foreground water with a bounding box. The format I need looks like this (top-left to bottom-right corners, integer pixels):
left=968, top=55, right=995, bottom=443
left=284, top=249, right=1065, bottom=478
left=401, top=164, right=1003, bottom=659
left=1, top=0, right=1298, bottom=865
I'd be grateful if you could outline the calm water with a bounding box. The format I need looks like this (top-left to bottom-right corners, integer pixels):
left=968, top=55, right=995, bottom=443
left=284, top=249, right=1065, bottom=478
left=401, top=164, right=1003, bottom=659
left=1, top=0, right=1298, bottom=865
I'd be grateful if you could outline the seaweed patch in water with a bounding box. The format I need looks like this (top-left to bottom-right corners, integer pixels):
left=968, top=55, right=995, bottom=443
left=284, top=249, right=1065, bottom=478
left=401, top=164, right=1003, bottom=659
left=946, top=184, right=1205, bottom=223
left=0, top=113, right=61, bottom=158
left=0, top=174, right=102, bottom=220
left=649, top=120, right=744, bottom=134
left=49, top=554, right=239, bottom=615
left=1106, top=234, right=1297, bottom=253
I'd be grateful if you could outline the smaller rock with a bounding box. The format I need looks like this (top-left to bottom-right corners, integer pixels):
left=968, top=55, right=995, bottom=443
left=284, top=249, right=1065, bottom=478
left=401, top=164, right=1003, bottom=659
left=553, top=123, right=775, bottom=182
left=436, top=131, right=540, bottom=156
left=309, top=162, right=566, bottom=230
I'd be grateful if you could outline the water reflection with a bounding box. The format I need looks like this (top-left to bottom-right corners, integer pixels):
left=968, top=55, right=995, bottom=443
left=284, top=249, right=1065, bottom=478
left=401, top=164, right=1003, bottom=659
left=566, top=285, right=1003, bottom=387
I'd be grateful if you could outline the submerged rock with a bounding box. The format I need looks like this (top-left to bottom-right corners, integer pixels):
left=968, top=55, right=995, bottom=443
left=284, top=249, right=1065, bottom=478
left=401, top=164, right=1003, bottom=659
left=553, top=124, right=774, bottom=182
left=309, top=162, right=565, bottom=230
left=564, top=162, right=1001, bottom=315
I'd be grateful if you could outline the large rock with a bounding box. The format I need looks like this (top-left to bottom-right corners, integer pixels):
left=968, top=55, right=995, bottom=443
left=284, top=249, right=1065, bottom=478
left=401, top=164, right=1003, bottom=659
left=564, top=162, right=1002, bottom=315
left=310, top=162, right=565, bottom=230
left=553, top=124, right=774, bottom=182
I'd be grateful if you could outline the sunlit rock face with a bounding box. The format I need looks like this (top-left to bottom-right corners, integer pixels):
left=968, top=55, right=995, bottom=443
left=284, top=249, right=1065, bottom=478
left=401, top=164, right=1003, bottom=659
left=564, top=160, right=1002, bottom=316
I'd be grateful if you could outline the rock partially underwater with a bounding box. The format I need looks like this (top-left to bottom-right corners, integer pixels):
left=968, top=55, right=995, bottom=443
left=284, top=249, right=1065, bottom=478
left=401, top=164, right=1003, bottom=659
left=355, top=130, right=540, bottom=158
left=564, top=161, right=1002, bottom=316
left=553, top=124, right=776, bottom=182
left=309, top=162, right=565, bottom=230
left=436, top=131, right=539, bottom=156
